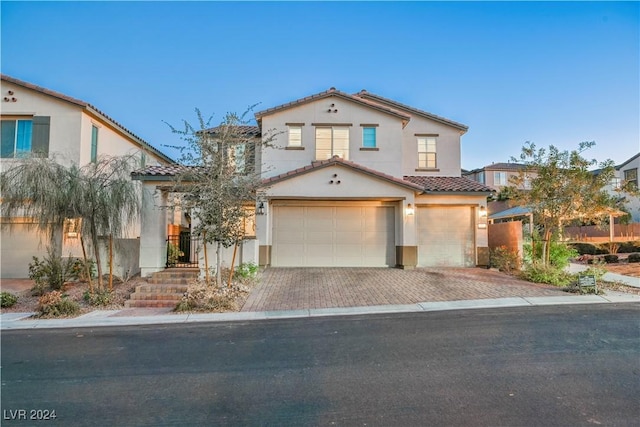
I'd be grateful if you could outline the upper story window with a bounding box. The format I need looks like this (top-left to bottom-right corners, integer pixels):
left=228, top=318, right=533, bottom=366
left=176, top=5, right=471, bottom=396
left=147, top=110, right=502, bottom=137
left=91, top=125, right=99, bottom=163
left=477, top=171, right=485, bottom=184
left=523, top=174, right=532, bottom=189
left=494, top=171, right=508, bottom=186
left=362, top=126, right=377, bottom=148
left=610, top=177, right=621, bottom=189
left=1, top=116, right=50, bottom=158
left=624, top=168, right=638, bottom=189
left=417, top=136, right=436, bottom=169
left=1, top=119, right=32, bottom=158
left=230, top=143, right=246, bottom=174
left=287, top=126, right=302, bottom=147
left=315, top=126, right=349, bottom=160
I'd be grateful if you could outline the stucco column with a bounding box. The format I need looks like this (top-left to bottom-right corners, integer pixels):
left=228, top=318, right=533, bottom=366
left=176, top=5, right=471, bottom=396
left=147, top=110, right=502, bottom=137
left=139, top=186, right=168, bottom=277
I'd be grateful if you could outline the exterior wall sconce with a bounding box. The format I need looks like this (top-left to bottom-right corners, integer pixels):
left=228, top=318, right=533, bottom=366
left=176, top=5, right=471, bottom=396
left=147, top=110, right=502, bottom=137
left=257, top=202, right=265, bottom=215
left=406, top=203, right=414, bottom=216
left=478, top=205, right=487, bottom=218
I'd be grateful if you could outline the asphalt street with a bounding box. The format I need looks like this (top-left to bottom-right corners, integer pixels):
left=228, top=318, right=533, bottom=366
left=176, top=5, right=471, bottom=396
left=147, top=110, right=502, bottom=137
left=2, top=303, right=639, bottom=426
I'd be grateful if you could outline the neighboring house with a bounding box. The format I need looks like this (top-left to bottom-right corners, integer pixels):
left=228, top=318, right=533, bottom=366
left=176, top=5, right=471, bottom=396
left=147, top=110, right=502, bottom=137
left=463, top=162, right=534, bottom=192
left=133, top=87, right=492, bottom=276
left=0, top=74, right=174, bottom=278
left=607, top=152, right=640, bottom=222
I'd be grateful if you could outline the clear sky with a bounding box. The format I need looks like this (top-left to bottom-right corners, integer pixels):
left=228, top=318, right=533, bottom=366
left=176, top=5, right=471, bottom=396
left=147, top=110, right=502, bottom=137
left=1, top=1, right=638, bottom=170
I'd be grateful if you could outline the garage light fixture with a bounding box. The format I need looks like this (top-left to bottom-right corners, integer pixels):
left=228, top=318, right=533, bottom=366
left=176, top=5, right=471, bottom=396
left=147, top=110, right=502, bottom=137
left=478, top=206, right=487, bottom=218
left=406, top=203, right=414, bottom=216
left=257, top=202, right=265, bottom=215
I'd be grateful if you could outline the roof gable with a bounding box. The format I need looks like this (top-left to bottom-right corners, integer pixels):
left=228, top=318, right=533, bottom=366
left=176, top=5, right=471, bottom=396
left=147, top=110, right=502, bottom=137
left=355, top=90, right=468, bottom=133
left=254, top=87, right=411, bottom=124
left=262, top=156, right=424, bottom=192
left=1, top=74, right=174, bottom=164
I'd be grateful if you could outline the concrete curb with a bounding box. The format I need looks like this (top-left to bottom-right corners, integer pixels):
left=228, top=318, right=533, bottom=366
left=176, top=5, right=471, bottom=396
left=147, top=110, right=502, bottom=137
left=2, top=292, right=639, bottom=331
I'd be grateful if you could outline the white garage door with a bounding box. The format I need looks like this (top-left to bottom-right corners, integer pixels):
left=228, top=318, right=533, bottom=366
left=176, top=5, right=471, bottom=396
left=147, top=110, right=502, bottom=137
left=1, top=224, right=49, bottom=278
left=272, top=204, right=395, bottom=267
left=417, top=206, right=475, bottom=267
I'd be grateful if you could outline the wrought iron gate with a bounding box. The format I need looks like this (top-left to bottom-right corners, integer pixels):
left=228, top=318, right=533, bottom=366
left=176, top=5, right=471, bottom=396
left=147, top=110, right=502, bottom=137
left=166, top=233, right=200, bottom=268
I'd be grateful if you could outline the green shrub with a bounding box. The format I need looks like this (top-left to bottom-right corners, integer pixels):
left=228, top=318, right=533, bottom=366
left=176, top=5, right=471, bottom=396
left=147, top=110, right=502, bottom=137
left=235, top=262, right=259, bottom=279
left=28, top=248, right=78, bottom=295
left=549, top=243, right=579, bottom=269
left=83, top=290, right=113, bottom=307
left=628, top=253, right=640, bottom=263
left=603, top=254, right=619, bottom=264
left=570, top=243, right=599, bottom=255
left=0, top=291, right=18, bottom=308
left=520, top=264, right=575, bottom=287
left=490, top=246, right=521, bottom=273
left=167, top=242, right=184, bottom=266
left=36, top=291, right=80, bottom=317
left=618, top=242, right=640, bottom=253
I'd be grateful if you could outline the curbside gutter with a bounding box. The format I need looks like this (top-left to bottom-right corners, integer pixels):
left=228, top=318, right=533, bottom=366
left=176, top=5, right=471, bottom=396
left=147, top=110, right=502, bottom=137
left=2, top=292, right=639, bottom=331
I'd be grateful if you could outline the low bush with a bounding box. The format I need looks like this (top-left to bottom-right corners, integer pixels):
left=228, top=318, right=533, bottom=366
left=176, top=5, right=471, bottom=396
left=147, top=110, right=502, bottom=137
left=569, top=243, right=608, bottom=255
left=603, top=254, right=619, bottom=264
left=519, top=264, right=575, bottom=287
left=490, top=246, right=521, bottom=273
left=29, top=248, right=79, bottom=295
left=175, top=281, right=249, bottom=313
left=0, top=291, right=18, bottom=308
left=83, top=290, right=113, bottom=307
left=617, top=242, right=640, bottom=253
left=235, top=262, right=259, bottom=279
left=36, top=291, right=80, bottom=318
left=628, top=253, right=640, bottom=263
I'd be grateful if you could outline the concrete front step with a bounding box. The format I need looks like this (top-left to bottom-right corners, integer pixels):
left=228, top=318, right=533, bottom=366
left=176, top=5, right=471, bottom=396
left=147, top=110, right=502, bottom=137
left=135, top=284, right=189, bottom=294
left=129, top=292, right=183, bottom=301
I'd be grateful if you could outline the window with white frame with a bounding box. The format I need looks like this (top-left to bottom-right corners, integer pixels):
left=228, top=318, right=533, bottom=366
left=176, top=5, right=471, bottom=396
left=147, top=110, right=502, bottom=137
left=362, top=127, right=376, bottom=148
left=1, top=119, right=32, bottom=158
left=494, top=171, right=508, bottom=186
left=417, top=137, right=436, bottom=168
left=288, top=126, right=302, bottom=147
left=523, top=174, right=532, bottom=189
left=315, top=127, right=349, bottom=160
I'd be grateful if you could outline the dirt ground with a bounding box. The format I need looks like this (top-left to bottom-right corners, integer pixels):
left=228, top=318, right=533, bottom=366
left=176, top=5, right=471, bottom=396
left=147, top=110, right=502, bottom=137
left=601, top=263, right=640, bottom=278
left=0, top=278, right=141, bottom=316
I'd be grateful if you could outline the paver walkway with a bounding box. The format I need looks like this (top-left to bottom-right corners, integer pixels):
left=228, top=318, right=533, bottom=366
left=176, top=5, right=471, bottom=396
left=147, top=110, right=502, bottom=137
left=242, top=267, right=566, bottom=312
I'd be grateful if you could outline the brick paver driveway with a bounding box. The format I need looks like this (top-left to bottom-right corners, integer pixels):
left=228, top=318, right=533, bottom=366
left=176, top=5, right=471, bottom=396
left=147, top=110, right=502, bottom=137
left=241, top=267, right=566, bottom=312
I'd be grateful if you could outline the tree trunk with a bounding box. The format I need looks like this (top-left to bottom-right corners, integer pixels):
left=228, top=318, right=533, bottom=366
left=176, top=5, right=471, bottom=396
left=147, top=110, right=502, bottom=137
left=542, top=229, right=552, bottom=266
left=108, top=234, right=113, bottom=292
left=80, top=236, right=93, bottom=295
left=90, top=221, right=103, bottom=291
left=216, top=241, right=222, bottom=288
left=228, top=240, right=239, bottom=288
left=203, top=232, right=210, bottom=286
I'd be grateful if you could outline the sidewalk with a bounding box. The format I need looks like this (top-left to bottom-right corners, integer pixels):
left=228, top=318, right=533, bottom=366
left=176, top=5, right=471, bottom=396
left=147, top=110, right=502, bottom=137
left=2, top=291, right=639, bottom=331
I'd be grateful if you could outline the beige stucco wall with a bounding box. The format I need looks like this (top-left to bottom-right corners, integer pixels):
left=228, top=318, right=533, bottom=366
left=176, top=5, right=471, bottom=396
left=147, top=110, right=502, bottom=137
left=400, top=115, right=462, bottom=177
left=261, top=95, right=406, bottom=178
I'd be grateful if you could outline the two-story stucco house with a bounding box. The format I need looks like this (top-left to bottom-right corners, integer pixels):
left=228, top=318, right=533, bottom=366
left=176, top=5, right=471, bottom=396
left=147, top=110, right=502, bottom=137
left=463, top=162, right=535, bottom=192
left=133, top=88, right=492, bottom=276
left=0, top=74, right=174, bottom=278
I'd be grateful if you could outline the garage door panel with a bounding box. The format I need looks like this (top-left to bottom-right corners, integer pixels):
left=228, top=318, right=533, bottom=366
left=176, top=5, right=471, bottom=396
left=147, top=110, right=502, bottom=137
left=272, top=205, right=395, bottom=267
left=418, top=207, right=474, bottom=267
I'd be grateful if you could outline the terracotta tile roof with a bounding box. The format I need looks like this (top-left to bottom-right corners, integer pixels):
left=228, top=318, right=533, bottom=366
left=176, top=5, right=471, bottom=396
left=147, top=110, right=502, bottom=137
left=403, top=176, right=494, bottom=193
left=355, top=90, right=468, bottom=132
left=254, top=87, right=411, bottom=123
left=202, top=125, right=261, bottom=137
left=131, top=164, right=193, bottom=180
left=1, top=74, right=175, bottom=164
left=262, top=156, right=425, bottom=192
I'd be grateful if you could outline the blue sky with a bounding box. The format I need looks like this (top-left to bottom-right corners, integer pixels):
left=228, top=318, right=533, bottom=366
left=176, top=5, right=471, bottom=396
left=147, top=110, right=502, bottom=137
left=2, top=1, right=638, bottom=169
